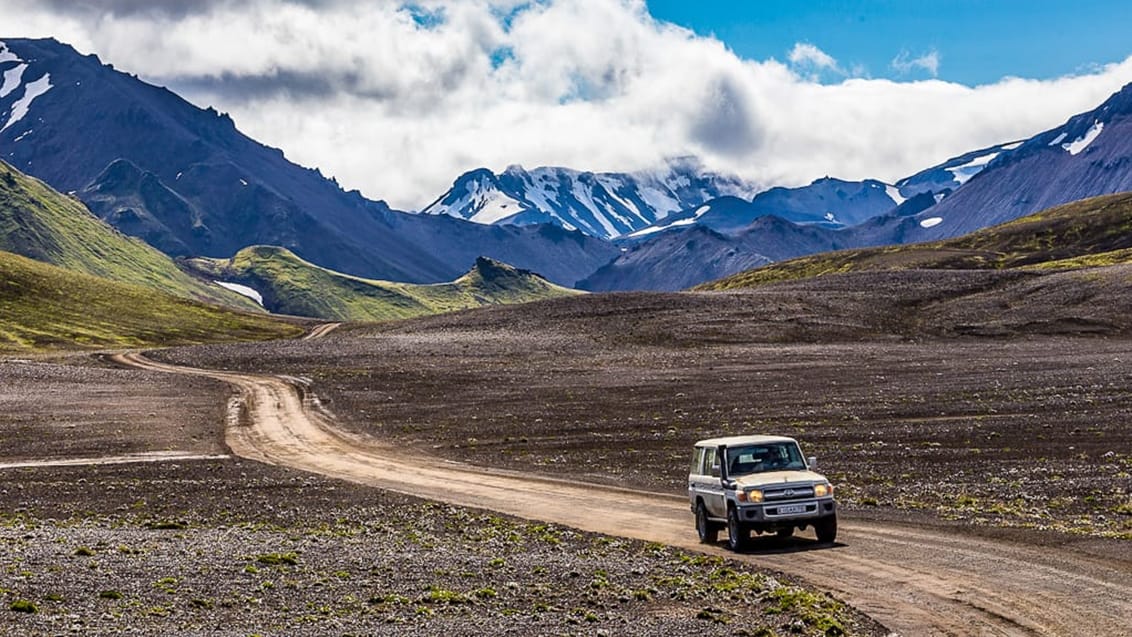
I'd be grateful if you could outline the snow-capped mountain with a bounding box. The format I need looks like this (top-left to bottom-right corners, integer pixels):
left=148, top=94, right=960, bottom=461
left=421, top=159, right=758, bottom=240
left=585, top=80, right=1132, bottom=291
left=0, top=38, right=617, bottom=286
left=894, top=141, right=1025, bottom=199
left=862, top=81, right=1132, bottom=245
left=625, top=177, right=909, bottom=240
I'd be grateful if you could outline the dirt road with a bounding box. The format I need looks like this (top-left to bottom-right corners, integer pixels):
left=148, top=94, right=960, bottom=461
left=112, top=350, right=1132, bottom=637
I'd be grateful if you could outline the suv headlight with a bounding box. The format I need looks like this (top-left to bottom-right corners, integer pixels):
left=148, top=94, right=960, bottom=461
left=814, top=483, right=833, bottom=498
left=738, top=489, right=764, bottom=503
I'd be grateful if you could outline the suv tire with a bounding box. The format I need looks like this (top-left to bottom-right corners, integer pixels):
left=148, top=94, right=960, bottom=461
left=815, top=515, right=837, bottom=544
left=695, top=501, right=719, bottom=543
left=726, top=506, right=749, bottom=551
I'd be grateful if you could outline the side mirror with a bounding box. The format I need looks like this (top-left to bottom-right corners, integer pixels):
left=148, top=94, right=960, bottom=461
left=807, top=456, right=818, bottom=470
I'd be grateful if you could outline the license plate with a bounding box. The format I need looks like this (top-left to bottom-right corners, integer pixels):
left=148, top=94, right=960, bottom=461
left=777, top=504, right=806, bottom=515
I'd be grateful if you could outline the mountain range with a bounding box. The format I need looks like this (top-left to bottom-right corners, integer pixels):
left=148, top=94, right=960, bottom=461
left=0, top=38, right=615, bottom=287
left=584, top=81, right=1132, bottom=290
left=4, top=36, right=1132, bottom=299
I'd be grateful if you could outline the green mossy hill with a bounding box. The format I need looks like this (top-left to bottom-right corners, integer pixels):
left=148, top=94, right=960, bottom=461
left=187, top=247, right=583, bottom=322
left=700, top=192, right=1132, bottom=290
left=0, top=160, right=257, bottom=310
left=0, top=250, right=303, bottom=352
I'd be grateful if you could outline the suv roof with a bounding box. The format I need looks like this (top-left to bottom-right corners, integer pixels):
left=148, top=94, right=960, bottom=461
left=693, top=435, right=798, bottom=447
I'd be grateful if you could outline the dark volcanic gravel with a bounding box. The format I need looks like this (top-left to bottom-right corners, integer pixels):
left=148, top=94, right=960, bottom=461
left=154, top=275, right=1132, bottom=541
left=0, top=460, right=881, bottom=636
left=0, top=358, right=229, bottom=460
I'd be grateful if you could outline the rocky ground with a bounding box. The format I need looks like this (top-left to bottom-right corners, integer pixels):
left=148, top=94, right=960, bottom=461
left=0, top=357, right=228, bottom=460
left=0, top=356, right=882, bottom=636
left=153, top=273, right=1132, bottom=541
left=0, top=461, right=881, bottom=636
left=5, top=271, right=1132, bottom=634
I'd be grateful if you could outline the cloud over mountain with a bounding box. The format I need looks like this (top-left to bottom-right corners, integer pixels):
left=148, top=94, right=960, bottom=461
left=6, top=0, right=1132, bottom=209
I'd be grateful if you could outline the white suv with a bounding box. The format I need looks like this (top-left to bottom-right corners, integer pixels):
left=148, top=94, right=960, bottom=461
left=688, top=435, right=837, bottom=551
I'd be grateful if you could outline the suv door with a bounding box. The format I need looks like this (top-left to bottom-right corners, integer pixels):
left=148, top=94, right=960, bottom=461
left=705, top=446, right=728, bottom=517
left=689, top=446, right=726, bottom=518
left=683, top=445, right=719, bottom=515
left=687, top=446, right=705, bottom=504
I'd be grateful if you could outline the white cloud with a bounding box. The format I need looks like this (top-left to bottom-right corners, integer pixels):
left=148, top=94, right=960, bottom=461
left=892, top=50, right=941, bottom=77
left=4, top=0, right=1132, bottom=211
left=788, top=42, right=841, bottom=73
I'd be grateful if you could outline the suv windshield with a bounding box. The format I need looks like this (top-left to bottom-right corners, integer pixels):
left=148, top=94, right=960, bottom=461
left=725, top=442, right=806, bottom=476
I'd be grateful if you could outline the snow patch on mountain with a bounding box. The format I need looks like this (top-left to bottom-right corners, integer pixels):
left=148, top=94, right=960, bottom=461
left=635, top=184, right=682, bottom=220
left=1062, top=120, right=1104, bottom=155
left=0, top=42, right=18, bottom=64
left=0, top=64, right=27, bottom=99
left=946, top=150, right=1000, bottom=186
left=919, top=217, right=943, bottom=229
left=2, top=73, right=52, bottom=133
left=470, top=189, right=525, bottom=224
left=885, top=184, right=906, bottom=206
left=215, top=281, right=264, bottom=306
left=897, top=140, right=1024, bottom=199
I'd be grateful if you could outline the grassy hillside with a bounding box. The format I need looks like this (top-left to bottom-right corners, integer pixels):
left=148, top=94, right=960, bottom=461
left=0, top=160, right=257, bottom=309
left=0, top=250, right=303, bottom=352
left=700, top=192, right=1132, bottom=290
left=187, top=246, right=583, bottom=322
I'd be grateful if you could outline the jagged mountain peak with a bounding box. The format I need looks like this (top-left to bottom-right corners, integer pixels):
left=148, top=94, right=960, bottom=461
left=420, top=161, right=758, bottom=240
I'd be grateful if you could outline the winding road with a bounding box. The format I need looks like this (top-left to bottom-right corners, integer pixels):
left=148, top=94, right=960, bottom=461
left=112, top=341, right=1132, bottom=637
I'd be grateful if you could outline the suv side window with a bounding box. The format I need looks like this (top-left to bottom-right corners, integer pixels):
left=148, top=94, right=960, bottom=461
left=705, top=447, right=719, bottom=477
left=690, top=447, right=705, bottom=475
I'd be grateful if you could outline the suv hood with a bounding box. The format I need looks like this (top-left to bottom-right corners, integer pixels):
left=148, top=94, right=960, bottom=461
left=734, top=470, right=826, bottom=488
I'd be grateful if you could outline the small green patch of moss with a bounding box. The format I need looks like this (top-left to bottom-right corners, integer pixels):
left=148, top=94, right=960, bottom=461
left=145, top=520, right=188, bottom=530
left=256, top=552, right=299, bottom=566
left=9, top=599, right=37, bottom=613
left=98, top=590, right=124, bottom=601
left=425, top=587, right=471, bottom=605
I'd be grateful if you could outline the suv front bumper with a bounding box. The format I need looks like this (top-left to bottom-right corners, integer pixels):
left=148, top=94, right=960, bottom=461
left=738, top=498, right=835, bottom=523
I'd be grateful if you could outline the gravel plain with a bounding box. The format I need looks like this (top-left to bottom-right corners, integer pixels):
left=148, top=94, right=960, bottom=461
left=1, top=460, right=880, bottom=636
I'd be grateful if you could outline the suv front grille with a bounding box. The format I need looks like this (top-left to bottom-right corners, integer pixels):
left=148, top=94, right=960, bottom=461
left=763, top=485, right=815, bottom=501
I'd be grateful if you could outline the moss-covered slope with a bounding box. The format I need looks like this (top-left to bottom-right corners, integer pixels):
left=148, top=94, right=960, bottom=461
left=0, top=250, right=303, bottom=352
left=188, top=247, right=583, bottom=322
left=0, top=160, right=256, bottom=309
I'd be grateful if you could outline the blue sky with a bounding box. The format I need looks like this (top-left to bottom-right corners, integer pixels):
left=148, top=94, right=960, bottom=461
left=647, top=0, right=1132, bottom=85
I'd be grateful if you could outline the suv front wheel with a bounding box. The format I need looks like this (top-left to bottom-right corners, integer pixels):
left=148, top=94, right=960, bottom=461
left=726, top=506, right=749, bottom=551
left=815, top=515, right=838, bottom=544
